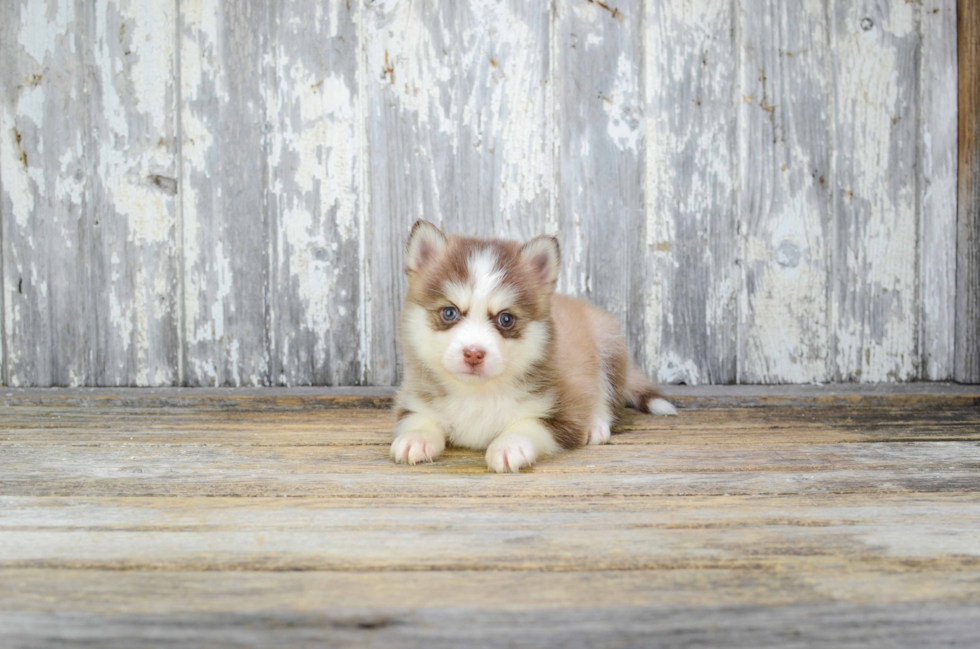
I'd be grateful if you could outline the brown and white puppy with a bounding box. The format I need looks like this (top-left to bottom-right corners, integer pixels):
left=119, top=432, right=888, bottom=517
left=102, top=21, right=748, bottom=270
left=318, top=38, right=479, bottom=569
left=391, top=220, right=677, bottom=473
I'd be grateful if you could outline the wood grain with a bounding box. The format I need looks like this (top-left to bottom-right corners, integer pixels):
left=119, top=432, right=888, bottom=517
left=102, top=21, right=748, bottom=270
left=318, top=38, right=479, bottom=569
left=452, top=0, right=553, bottom=241
left=178, top=0, right=363, bottom=387
left=737, top=0, right=832, bottom=383
left=556, top=0, right=644, bottom=365
left=3, top=602, right=979, bottom=649
left=362, top=0, right=458, bottom=386
left=3, top=562, right=980, bottom=611
left=179, top=0, right=275, bottom=387
left=1, top=396, right=979, bottom=645
left=958, top=0, right=980, bottom=383
left=3, top=384, right=979, bottom=410
left=919, top=0, right=958, bottom=381
left=3, top=493, right=979, bottom=571
left=268, top=0, right=362, bottom=386
left=831, top=0, right=919, bottom=382
left=4, top=437, right=979, bottom=498
left=643, top=0, right=739, bottom=384
left=3, top=405, right=979, bottom=447
left=0, top=2, right=968, bottom=387
left=1, top=0, right=180, bottom=387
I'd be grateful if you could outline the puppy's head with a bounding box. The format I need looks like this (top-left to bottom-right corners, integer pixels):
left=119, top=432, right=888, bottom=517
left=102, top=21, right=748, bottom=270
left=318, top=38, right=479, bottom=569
left=401, top=220, right=560, bottom=384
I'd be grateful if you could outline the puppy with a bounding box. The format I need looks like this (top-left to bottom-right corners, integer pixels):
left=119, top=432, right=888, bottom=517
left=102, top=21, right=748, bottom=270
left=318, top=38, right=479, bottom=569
left=391, top=220, right=677, bottom=473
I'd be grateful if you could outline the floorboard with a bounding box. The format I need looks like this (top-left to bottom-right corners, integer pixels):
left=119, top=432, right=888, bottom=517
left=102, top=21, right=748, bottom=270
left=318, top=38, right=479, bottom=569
left=1, top=388, right=978, bottom=647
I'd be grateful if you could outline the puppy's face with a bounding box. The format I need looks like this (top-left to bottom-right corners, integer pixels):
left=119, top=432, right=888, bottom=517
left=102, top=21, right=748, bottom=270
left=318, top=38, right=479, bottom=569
left=402, top=221, right=560, bottom=385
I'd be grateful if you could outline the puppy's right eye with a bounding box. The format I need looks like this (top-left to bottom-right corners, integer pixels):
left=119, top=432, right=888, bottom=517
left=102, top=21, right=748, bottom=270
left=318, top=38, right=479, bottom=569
left=440, top=306, right=459, bottom=322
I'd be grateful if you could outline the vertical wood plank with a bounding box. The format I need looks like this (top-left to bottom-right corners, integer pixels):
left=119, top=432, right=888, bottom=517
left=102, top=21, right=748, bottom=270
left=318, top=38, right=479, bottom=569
left=1, top=1, right=89, bottom=386
left=555, top=0, right=644, bottom=360
left=0, top=113, right=4, bottom=386
left=919, top=0, right=958, bottom=381
left=453, top=0, right=553, bottom=241
left=90, top=0, right=181, bottom=386
left=957, top=0, right=980, bottom=383
left=363, top=0, right=459, bottom=386
left=0, top=10, right=8, bottom=386
left=269, top=1, right=362, bottom=386
left=1, top=0, right=179, bottom=387
left=737, top=0, right=833, bottom=383
left=644, top=0, right=739, bottom=385
left=831, top=0, right=919, bottom=382
left=179, top=1, right=273, bottom=386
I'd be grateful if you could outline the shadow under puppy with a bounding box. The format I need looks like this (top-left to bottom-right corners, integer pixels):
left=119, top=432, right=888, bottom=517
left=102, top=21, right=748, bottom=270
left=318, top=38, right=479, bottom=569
left=392, top=220, right=677, bottom=473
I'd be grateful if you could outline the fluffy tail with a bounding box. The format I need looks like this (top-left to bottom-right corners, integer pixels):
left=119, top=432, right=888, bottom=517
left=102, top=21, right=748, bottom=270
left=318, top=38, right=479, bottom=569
left=625, top=366, right=678, bottom=416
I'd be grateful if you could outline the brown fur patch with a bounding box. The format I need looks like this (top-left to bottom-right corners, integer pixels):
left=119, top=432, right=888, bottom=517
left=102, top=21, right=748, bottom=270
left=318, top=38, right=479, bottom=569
left=625, top=365, right=664, bottom=413
left=628, top=386, right=664, bottom=414
left=601, top=339, right=629, bottom=423
left=407, top=235, right=550, bottom=323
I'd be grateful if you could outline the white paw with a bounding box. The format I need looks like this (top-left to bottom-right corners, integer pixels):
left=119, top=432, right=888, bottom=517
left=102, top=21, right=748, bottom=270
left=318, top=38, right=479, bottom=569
left=648, top=398, right=678, bottom=416
left=390, top=430, right=445, bottom=465
left=486, top=435, right=536, bottom=473
left=586, top=418, right=611, bottom=445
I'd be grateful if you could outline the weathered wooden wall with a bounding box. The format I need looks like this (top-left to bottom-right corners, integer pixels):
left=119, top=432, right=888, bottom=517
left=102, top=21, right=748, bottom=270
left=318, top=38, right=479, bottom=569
left=0, top=0, right=966, bottom=386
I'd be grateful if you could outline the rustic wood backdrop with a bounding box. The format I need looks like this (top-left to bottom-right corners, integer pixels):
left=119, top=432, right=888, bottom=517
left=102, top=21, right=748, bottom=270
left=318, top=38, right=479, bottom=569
left=0, top=0, right=971, bottom=387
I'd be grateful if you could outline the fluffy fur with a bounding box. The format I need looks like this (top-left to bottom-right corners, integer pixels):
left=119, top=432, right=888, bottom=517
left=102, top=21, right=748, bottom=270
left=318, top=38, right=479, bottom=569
left=392, top=220, right=677, bottom=473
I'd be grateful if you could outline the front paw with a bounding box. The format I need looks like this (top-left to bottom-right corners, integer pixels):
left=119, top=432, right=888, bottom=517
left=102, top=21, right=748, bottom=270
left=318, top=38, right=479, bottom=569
left=586, top=418, right=611, bottom=445
left=391, top=430, right=445, bottom=465
left=486, top=435, right=536, bottom=473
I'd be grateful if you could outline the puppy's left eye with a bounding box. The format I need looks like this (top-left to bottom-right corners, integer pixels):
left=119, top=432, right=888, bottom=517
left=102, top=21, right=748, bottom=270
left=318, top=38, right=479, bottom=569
left=497, top=312, right=515, bottom=328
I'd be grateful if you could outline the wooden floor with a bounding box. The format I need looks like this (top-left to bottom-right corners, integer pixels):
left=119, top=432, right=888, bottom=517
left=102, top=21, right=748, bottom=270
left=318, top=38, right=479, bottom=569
left=2, top=387, right=980, bottom=648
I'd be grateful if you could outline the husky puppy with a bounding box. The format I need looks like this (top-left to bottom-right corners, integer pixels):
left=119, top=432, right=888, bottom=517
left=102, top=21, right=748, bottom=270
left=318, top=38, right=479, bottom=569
left=391, top=220, right=677, bottom=473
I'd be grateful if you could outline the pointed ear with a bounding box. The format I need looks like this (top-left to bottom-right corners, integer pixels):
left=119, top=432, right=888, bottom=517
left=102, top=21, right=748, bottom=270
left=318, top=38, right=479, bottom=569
left=405, top=220, right=447, bottom=273
left=520, top=235, right=561, bottom=289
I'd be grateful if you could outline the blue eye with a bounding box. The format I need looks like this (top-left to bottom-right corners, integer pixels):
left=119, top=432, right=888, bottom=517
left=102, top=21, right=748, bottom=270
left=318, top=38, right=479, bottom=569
left=441, top=306, right=458, bottom=322
left=497, top=312, right=515, bottom=328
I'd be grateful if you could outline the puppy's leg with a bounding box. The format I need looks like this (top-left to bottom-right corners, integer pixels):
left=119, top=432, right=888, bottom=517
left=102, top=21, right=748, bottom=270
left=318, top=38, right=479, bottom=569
left=586, top=406, right=613, bottom=445
left=486, top=419, right=560, bottom=473
left=588, top=331, right=626, bottom=445
left=391, top=411, right=446, bottom=465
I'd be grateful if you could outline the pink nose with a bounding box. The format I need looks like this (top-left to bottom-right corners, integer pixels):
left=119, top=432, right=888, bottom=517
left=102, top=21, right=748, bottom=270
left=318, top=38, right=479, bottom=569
left=463, top=347, right=486, bottom=367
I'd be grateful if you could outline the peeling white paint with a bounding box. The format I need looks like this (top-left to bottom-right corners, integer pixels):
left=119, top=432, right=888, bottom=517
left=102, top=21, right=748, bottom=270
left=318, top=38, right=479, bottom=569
left=834, top=1, right=918, bottom=382
left=458, top=0, right=551, bottom=228
left=0, top=110, right=36, bottom=227
left=735, top=0, right=833, bottom=384
left=108, top=252, right=134, bottom=362
left=209, top=238, right=232, bottom=344
left=644, top=0, right=737, bottom=383
left=656, top=352, right=701, bottom=386
left=365, top=0, right=455, bottom=137
left=603, top=53, right=641, bottom=152
left=0, top=0, right=959, bottom=387
left=917, top=0, right=958, bottom=380
left=281, top=67, right=357, bottom=241
left=19, top=0, right=74, bottom=64
left=54, top=145, right=85, bottom=206
left=124, top=0, right=175, bottom=136
left=354, top=0, right=372, bottom=385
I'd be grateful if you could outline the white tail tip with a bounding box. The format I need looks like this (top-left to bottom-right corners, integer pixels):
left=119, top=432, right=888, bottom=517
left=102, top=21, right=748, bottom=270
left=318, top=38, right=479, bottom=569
left=648, top=398, right=678, bottom=416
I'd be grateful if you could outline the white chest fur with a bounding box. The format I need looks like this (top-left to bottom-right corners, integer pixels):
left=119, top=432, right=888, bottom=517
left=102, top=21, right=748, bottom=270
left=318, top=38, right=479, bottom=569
left=423, top=385, right=554, bottom=450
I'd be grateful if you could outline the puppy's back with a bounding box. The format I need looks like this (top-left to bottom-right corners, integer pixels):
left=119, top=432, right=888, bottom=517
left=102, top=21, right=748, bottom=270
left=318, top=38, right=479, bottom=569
left=546, top=295, right=629, bottom=443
